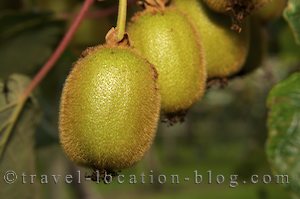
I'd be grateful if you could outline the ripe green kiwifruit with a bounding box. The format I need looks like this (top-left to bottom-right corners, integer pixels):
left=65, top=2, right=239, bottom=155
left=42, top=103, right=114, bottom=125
left=59, top=43, right=160, bottom=173
left=237, top=18, right=268, bottom=76
left=71, top=6, right=112, bottom=47
left=203, top=0, right=270, bottom=15
left=255, top=0, right=287, bottom=22
left=203, top=0, right=269, bottom=13
left=202, top=0, right=269, bottom=29
left=172, top=0, right=250, bottom=79
left=127, top=7, right=206, bottom=115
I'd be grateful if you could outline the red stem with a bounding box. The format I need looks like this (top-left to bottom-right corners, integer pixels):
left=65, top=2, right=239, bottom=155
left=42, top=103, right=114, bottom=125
left=87, top=0, right=136, bottom=19
left=58, top=0, right=136, bottom=20
left=21, top=0, right=95, bottom=100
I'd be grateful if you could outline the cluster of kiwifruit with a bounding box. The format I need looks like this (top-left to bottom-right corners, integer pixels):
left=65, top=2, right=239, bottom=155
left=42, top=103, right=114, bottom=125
left=58, top=0, right=287, bottom=179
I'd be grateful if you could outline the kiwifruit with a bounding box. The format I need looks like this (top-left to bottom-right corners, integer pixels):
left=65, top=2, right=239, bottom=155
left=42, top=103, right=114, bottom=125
left=202, top=0, right=270, bottom=29
left=172, top=0, right=250, bottom=79
left=255, top=0, right=287, bottom=22
left=72, top=12, right=112, bottom=47
left=203, top=0, right=269, bottom=13
left=237, top=18, right=268, bottom=76
left=59, top=43, right=160, bottom=172
left=203, top=0, right=233, bottom=14
left=36, top=0, right=73, bottom=13
left=127, top=7, right=206, bottom=114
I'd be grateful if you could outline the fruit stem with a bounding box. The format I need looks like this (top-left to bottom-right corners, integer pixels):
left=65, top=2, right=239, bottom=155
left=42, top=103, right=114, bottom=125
left=116, top=0, right=127, bottom=41
left=0, top=0, right=94, bottom=159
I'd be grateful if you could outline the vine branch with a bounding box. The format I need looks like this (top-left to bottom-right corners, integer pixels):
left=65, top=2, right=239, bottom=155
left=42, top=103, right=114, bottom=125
left=58, top=0, right=135, bottom=20
left=0, top=0, right=95, bottom=158
left=22, top=0, right=95, bottom=100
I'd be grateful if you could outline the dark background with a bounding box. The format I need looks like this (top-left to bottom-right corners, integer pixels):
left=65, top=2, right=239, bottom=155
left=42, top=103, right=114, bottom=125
left=0, top=0, right=300, bottom=198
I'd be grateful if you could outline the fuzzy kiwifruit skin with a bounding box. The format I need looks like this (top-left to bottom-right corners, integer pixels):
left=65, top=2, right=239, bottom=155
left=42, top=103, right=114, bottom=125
left=59, top=46, right=160, bottom=171
left=127, top=8, right=206, bottom=113
left=172, top=0, right=250, bottom=78
left=255, top=0, right=287, bottom=22
left=202, top=0, right=230, bottom=13
left=203, top=0, right=270, bottom=14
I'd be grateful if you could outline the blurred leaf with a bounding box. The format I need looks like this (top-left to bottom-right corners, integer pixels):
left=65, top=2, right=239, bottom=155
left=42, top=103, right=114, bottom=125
left=0, top=74, right=40, bottom=199
left=266, top=72, right=300, bottom=197
left=284, top=0, right=300, bottom=44
left=35, top=50, right=77, bottom=148
left=0, top=12, right=51, bottom=38
left=34, top=0, right=75, bottom=13
left=0, top=0, right=23, bottom=11
left=0, top=12, right=65, bottom=79
left=279, top=26, right=300, bottom=63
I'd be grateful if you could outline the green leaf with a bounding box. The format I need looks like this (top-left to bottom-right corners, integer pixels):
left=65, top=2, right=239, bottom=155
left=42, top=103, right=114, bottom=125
left=266, top=72, right=300, bottom=197
left=284, top=0, right=300, bottom=45
left=0, top=74, right=40, bottom=199
left=0, top=12, right=64, bottom=79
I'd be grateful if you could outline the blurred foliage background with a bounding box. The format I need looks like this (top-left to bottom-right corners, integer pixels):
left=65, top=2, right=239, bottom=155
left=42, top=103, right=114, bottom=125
left=0, top=0, right=300, bottom=199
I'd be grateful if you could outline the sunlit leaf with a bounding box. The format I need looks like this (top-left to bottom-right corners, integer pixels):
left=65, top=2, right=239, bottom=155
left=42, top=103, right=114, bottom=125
left=267, top=72, right=300, bottom=197
left=284, top=0, right=300, bottom=44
